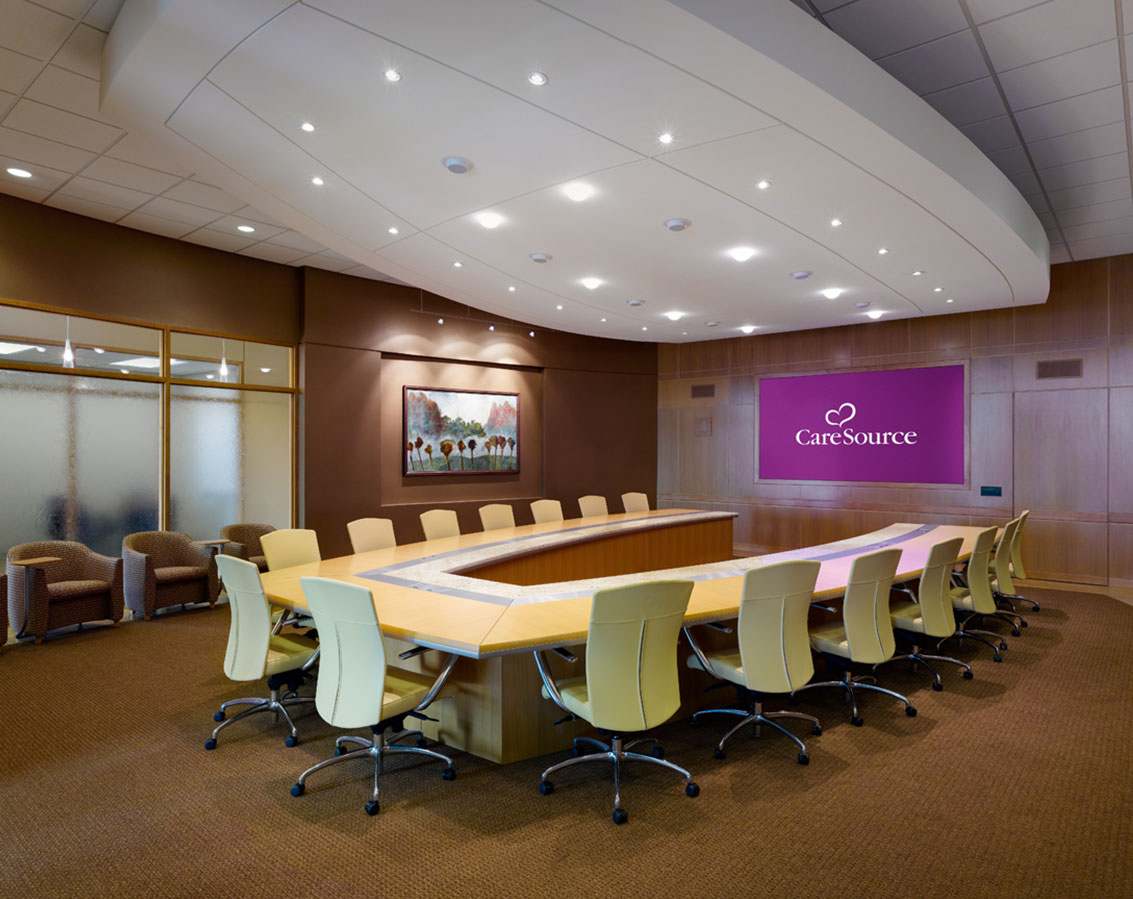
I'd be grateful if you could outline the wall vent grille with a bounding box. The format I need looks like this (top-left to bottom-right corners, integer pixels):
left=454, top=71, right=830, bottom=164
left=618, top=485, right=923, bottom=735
left=1036, top=359, right=1083, bottom=379
left=690, top=384, right=715, bottom=398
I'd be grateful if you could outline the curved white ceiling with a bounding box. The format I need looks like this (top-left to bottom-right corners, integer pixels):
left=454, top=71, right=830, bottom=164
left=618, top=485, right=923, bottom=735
left=100, top=0, right=1049, bottom=343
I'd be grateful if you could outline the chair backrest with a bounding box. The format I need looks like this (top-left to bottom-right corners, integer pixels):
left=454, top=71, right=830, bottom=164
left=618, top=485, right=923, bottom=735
left=584, top=579, right=693, bottom=732
left=7, top=540, right=90, bottom=581
left=913, top=537, right=964, bottom=639
left=478, top=503, right=516, bottom=531
left=300, top=577, right=387, bottom=729
left=260, top=528, right=321, bottom=571
left=992, top=518, right=1020, bottom=594
left=216, top=554, right=272, bottom=681
left=122, top=531, right=197, bottom=565
left=530, top=499, right=564, bottom=524
left=736, top=559, right=821, bottom=694
left=963, top=526, right=999, bottom=613
left=841, top=547, right=902, bottom=664
left=346, top=518, right=396, bottom=553
left=420, top=509, right=460, bottom=541
left=220, top=523, right=276, bottom=558
left=578, top=495, right=608, bottom=518
left=621, top=492, right=650, bottom=513
left=1010, top=510, right=1029, bottom=579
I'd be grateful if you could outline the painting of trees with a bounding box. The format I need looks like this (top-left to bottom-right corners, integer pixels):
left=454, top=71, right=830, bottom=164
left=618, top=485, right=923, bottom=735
left=403, top=387, right=519, bottom=476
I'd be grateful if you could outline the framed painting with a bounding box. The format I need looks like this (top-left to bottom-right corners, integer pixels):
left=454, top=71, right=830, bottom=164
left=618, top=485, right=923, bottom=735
left=403, top=387, right=519, bottom=475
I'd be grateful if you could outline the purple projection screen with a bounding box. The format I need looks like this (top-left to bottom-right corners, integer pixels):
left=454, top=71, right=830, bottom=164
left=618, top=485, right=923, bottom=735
left=758, top=365, right=965, bottom=484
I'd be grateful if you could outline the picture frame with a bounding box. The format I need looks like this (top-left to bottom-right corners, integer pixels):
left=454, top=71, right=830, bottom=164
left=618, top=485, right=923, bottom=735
left=403, top=386, right=519, bottom=476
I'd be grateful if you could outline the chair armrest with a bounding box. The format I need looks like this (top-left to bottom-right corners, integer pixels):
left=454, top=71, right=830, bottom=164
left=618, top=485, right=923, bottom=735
left=82, top=550, right=119, bottom=582
left=226, top=540, right=249, bottom=561
left=681, top=625, right=719, bottom=678
left=183, top=541, right=214, bottom=567
left=533, top=650, right=571, bottom=713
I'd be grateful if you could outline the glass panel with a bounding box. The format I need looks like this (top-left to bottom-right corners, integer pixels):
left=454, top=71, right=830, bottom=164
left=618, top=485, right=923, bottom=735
left=243, top=342, right=291, bottom=388
left=170, top=385, right=291, bottom=539
left=0, top=370, right=160, bottom=558
left=169, top=333, right=243, bottom=384
left=0, top=305, right=161, bottom=374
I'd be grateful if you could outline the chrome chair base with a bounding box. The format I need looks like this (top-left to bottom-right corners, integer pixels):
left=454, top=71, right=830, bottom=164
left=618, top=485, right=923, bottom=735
left=291, top=721, right=454, bottom=815
left=962, top=609, right=1023, bottom=637
left=996, top=590, right=1039, bottom=614
left=206, top=687, right=315, bottom=749
left=791, top=668, right=916, bottom=726
left=874, top=644, right=972, bottom=692
left=692, top=698, right=819, bottom=764
left=937, top=628, right=1006, bottom=662
left=539, top=734, right=699, bottom=824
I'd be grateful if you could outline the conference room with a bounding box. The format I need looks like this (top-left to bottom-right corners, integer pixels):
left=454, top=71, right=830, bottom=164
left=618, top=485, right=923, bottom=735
left=1, top=1, right=1130, bottom=896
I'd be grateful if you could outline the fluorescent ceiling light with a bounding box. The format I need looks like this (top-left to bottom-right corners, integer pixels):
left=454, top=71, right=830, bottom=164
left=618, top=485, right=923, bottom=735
left=116, top=356, right=161, bottom=369
left=7, top=167, right=32, bottom=178
left=0, top=341, right=35, bottom=354
left=237, top=225, right=255, bottom=233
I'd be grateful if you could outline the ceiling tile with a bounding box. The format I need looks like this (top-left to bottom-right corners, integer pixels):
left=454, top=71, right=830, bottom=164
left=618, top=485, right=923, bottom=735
left=1046, top=176, right=1130, bottom=212
left=824, top=0, right=968, bottom=61
left=0, top=180, right=50, bottom=202
left=207, top=213, right=285, bottom=241
left=54, top=174, right=151, bottom=210
left=1013, top=85, right=1123, bottom=144
left=984, top=143, right=1032, bottom=175
left=998, top=40, right=1119, bottom=111
left=959, top=114, right=1020, bottom=153
left=133, top=195, right=225, bottom=227
left=4, top=98, right=121, bottom=151
left=114, top=209, right=196, bottom=238
left=1057, top=196, right=1133, bottom=227
left=33, top=0, right=89, bottom=17
left=1068, top=232, right=1133, bottom=259
left=295, top=251, right=356, bottom=272
left=82, top=155, right=183, bottom=194
left=83, top=0, right=126, bottom=32
left=51, top=23, right=106, bottom=80
left=875, top=30, right=988, bottom=95
left=1026, top=120, right=1127, bottom=168
left=1048, top=242, right=1072, bottom=263
left=232, top=205, right=289, bottom=229
left=161, top=179, right=246, bottom=213
left=923, top=77, right=1007, bottom=126
left=1008, top=169, right=1042, bottom=196
left=0, top=45, right=42, bottom=95
left=265, top=229, right=327, bottom=254
left=1039, top=151, right=1130, bottom=192
left=237, top=242, right=309, bottom=264
left=0, top=124, right=93, bottom=171
left=0, top=1, right=73, bottom=60
left=1063, top=215, right=1133, bottom=241
left=1034, top=207, right=1057, bottom=229
left=24, top=64, right=101, bottom=119
left=978, top=0, right=1114, bottom=72
left=788, top=0, right=816, bottom=15
left=0, top=156, right=69, bottom=190
left=44, top=192, right=129, bottom=222
left=965, top=1, right=1050, bottom=24
left=104, top=132, right=194, bottom=175
left=182, top=228, right=258, bottom=253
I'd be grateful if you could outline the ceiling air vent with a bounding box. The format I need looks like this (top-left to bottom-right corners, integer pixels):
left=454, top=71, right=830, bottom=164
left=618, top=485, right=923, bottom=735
left=1036, top=359, right=1082, bottom=380
left=690, top=384, right=715, bottom=398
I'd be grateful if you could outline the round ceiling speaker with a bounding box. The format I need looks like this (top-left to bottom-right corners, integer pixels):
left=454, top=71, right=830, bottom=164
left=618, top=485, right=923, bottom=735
left=791, top=270, right=812, bottom=280
left=664, top=218, right=691, bottom=232
left=443, top=156, right=472, bottom=174
left=529, top=252, right=552, bottom=263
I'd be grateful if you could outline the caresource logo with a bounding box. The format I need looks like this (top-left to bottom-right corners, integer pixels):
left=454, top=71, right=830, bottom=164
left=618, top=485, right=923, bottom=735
left=795, top=401, right=919, bottom=447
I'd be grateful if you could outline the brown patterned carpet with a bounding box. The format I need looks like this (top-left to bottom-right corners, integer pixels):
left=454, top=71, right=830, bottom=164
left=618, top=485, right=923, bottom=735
left=1, top=587, right=1130, bottom=898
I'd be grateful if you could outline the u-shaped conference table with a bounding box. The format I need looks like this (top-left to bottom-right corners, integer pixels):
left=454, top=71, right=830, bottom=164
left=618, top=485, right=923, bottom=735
left=260, top=510, right=984, bottom=763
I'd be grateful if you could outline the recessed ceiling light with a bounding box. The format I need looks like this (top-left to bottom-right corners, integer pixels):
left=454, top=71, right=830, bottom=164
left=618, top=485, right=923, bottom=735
left=740, top=325, right=756, bottom=334
left=453, top=261, right=463, bottom=268
left=933, top=286, right=943, bottom=292
left=821, top=288, right=843, bottom=299
left=35, top=346, right=45, bottom=352
left=946, top=298, right=954, bottom=303
left=260, top=367, right=271, bottom=373
left=388, top=226, right=399, bottom=235
left=912, top=270, right=924, bottom=276
left=756, top=180, right=771, bottom=190
left=475, top=211, right=504, bottom=229
left=443, top=156, right=472, bottom=174
left=205, top=373, right=214, bottom=379
left=854, top=301, right=871, bottom=308
left=658, top=132, right=674, bottom=144
left=311, top=176, right=324, bottom=186
left=528, top=71, right=548, bottom=86
left=488, top=325, right=495, bottom=332
left=384, top=69, right=401, bottom=82
left=877, top=247, right=889, bottom=255
left=237, top=225, right=255, bottom=233
left=682, top=331, right=688, bottom=335
left=530, top=252, right=551, bottom=263
left=642, top=326, right=648, bottom=331
left=300, top=122, right=315, bottom=132
left=867, top=310, right=884, bottom=319
left=556, top=304, right=563, bottom=310
left=792, top=271, right=812, bottom=280
left=93, top=347, right=104, bottom=354
left=7, top=167, right=32, bottom=178
left=580, top=277, right=602, bottom=290
left=664, top=218, right=691, bottom=232
left=562, top=182, right=595, bottom=202
left=508, top=285, right=516, bottom=292
left=437, top=318, right=444, bottom=324
left=664, top=311, right=683, bottom=321
left=830, top=218, right=842, bottom=227
left=627, top=299, right=644, bottom=307
left=120, top=368, right=131, bottom=374
left=727, top=246, right=757, bottom=262
left=600, top=317, right=608, bottom=322
left=529, top=330, right=535, bottom=337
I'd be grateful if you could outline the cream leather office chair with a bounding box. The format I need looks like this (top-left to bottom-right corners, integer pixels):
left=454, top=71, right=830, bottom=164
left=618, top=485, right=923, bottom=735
left=577, top=495, right=608, bottom=518
left=621, top=492, right=649, bottom=513
left=685, top=560, right=822, bottom=764
left=530, top=499, right=564, bottom=524
left=346, top=518, right=396, bottom=554
left=792, top=548, right=917, bottom=725
left=942, top=526, right=1019, bottom=662
left=478, top=503, right=515, bottom=531
left=261, top=528, right=321, bottom=570
left=1011, top=510, right=1031, bottom=580
left=206, top=555, right=318, bottom=750
left=991, top=517, right=1036, bottom=616
left=879, top=537, right=973, bottom=691
left=535, top=579, right=699, bottom=824
left=420, top=508, right=460, bottom=541
left=289, top=577, right=455, bottom=815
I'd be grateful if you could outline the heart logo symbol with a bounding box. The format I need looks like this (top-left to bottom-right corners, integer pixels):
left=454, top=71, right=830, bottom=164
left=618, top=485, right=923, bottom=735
left=824, top=402, right=856, bottom=428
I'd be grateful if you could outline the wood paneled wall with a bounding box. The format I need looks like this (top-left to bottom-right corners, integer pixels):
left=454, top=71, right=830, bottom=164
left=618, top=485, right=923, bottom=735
left=659, top=256, right=1133, bottom=587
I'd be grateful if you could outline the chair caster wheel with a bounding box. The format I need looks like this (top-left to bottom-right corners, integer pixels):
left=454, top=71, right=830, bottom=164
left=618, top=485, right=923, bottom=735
left=213, top=711, right=224, bottom=722
left=787, top=694, right=799, bottom=706
left=851, top=716, right=864, bottom=727
left=442, top=767, right=456, bottom=781
left=811, top=724, right=822, bottom=735
left=290, top=783, right=304, bottom=797
left=993, top=654, right=1002, bottom=663
left=963, top=670, right=974, bottom=680
left=365, top=800, right=380, bottom=816
left=1011, top=628, right=1020, bottom=637
left=1020, top=619, right=1029, bottom=627
left=1031, top=605, right=1040, bottom=612
left=204, top=738, right=217, bottom=750
left=689, top=716, right=700, bottom=728
left=685, top=782, right=700, bottom=798
left=932, top=682, right=943, bottom=692
left=285, top=736, right=298, bottom=747
left=416, top=737, right=428, bottom=748
left=539, top=780, right=554, bottom=796
left=651, top=745, right=665, bottom=759
left=999, top=641, right=1008, bottom=650
left=906, top=706, right=917, bottom=718
left=334, top=746, right=345, bottom=756
left=613, top=808, right=628, bottom=825
left=714, top=748, right=726, bottom=760
left=570, top=746, right=582, bottom=757
left=797, top=752, right=809, bottom=765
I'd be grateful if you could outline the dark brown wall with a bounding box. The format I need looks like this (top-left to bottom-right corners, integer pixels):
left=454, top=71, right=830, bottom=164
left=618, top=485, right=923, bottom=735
left=660, top=256, right=1131, bottom=587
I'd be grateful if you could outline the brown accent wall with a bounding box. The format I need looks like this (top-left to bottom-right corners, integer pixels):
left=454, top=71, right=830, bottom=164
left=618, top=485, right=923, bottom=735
left=660, top=256, right=1131, bottom=587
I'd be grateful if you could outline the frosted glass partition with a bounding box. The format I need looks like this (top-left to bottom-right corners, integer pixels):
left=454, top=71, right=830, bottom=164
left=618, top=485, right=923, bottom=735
left=0, top=305, right=161, bottom=374
left=170, top=385, right=291, bottom=539
left=0, top=370, right=159, bottom=557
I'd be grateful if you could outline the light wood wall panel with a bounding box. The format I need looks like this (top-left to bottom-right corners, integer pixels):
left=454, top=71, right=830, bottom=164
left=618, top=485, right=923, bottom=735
left=1014, top=389, right=1107, bottom=515
left=1109, top=523, right=1133, bottom=587
left=1109, top=387, right=1133, bottom=515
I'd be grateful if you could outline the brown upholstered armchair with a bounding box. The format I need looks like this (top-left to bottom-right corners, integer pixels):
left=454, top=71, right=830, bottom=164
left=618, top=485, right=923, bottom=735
left=122, top=531, right=218, bottom=620
left=5, top=541, right=123, bottom=643
left=219, top=523, right=276, bottom=572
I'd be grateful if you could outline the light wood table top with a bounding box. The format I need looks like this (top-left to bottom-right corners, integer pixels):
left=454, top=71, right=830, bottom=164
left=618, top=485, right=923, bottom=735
left=259, top=510, right=983, bottom=659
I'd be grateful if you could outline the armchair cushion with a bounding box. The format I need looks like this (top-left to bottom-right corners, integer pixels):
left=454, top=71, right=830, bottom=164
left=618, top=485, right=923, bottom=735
left=47, top=580, right=111, bottom=601
left=155, top=566, right=208, bottom=585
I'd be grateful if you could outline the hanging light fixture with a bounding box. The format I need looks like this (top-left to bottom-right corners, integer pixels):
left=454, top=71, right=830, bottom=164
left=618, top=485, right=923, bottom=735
left=219, top=339, right=228, bottom=378
left=62, top=316, right=74, bottom=368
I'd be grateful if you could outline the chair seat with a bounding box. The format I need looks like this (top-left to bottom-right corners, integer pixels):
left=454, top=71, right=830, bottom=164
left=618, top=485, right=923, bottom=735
left=46, top=579, right=110, bottom=601
left=541, top=675, right=591, bottom=721
left=264, top=633, right=319, bottom=676
left=155, top=565, right=207, bottom=584
left=890, top=599, right=925, bottom=633
left=950, top=586, right=976, bottom=612
left=249, top=555, right=268, bottom=571
left=686, top=648, right=744, bottom=684
left=380, top=666, right=446, bottom=721
left=809, top=620, right=850, bottom=657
